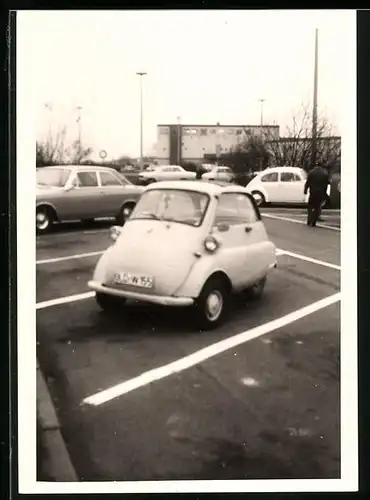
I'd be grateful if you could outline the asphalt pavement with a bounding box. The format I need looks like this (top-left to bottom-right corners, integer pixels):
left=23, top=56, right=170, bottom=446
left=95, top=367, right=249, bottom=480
left=36, top=206, right=341, bottom=481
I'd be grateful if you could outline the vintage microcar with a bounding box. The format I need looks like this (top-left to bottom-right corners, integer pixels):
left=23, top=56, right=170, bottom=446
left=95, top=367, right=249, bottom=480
left=88, top=181, right=277, bottom=329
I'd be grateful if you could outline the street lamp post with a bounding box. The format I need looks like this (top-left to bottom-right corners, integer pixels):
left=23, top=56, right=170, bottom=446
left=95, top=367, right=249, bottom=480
left=311, top=29, right=319, bottom=166
left=76, top=106, right=83, bottom=162
left=258, top=99, right=265, bottom=171
left=258, top=98, right=265, bottom=130
left=44, top=103, right=53, bottom=156
left=136, top=72, right=147, bottom=166
left=176, top=116, right=181, bottom=165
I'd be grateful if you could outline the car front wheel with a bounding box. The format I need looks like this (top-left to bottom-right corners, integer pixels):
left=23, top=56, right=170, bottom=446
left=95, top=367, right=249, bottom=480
left=96, top=292, right=126, bottom=312
left=194, top=278, right=229, bottom=330
left=251, top=191, right=266, bottom=207
left=116, top=203, right=135, bottom=225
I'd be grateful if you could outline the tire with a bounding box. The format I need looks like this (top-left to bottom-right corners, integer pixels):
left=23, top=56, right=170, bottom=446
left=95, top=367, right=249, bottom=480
left=96, top=292, right=126, bottom=312
left=251, top=191, right=266, bottom=207
left=244, top=275, right=267, bottom=301
left=116, top=202, right=135, bottom=225
left=194, top=277, right=229, bottom=330
left=36, top=206, right=55, bottom=234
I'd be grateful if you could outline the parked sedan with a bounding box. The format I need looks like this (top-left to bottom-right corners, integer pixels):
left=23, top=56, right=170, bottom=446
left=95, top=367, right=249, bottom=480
left=36, top=165, right=145, bottom=233
left=202, top=165, right=235, bottom=183
left=245, top=166, right=331, bottom=206
left=137, top=165, right=196, bottom=184
left=88, top=180, right=277, bottom=329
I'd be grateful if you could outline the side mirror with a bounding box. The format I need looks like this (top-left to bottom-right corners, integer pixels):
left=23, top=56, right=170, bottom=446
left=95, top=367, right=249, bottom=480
left=110, top=225, right=122, bottom=242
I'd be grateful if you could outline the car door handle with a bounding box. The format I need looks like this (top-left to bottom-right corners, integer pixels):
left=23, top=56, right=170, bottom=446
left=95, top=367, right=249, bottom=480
left=245, top=226, right=252, bottom=233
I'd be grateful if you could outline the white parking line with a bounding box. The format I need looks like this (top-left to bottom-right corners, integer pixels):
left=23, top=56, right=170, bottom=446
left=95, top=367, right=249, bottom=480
left=279, top=249, right=340, bottom=270
left=36, top=251, right=104, bottom=265
left=262, top=213, right=340, bottom=231
left=82, top=292, right=341, bottom=406
left=36, top=291, right=95, bottom=310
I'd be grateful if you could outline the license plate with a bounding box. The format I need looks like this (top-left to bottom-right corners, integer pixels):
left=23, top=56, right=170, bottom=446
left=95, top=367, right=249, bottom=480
left=113, top=272, right=153, bottom=289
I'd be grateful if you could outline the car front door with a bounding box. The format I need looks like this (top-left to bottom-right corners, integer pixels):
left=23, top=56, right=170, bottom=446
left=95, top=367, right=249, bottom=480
left=260, top=171, right=279, bottom=202
left=279, top=171, right=306, bottom=203
left=64, top=171, right=102, bottom=220
left=212, top=192, right=267, bottom=289
left=97, top=170, right=126, bottom=216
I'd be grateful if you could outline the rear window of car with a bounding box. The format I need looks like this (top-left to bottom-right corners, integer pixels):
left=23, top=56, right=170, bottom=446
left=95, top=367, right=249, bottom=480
left=214, top=193, right=259, bottom=225
left=100, top=171, right=122, bottom=186
left=36, top=167, right=71, bottom=187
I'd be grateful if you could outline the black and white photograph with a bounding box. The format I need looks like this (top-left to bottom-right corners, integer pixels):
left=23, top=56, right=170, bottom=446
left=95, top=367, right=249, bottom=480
left=16, top=9, right=357, bottom=493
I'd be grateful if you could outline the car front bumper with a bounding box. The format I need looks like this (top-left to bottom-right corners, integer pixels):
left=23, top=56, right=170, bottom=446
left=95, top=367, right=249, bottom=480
left=88, top=280, right=194, bottom=307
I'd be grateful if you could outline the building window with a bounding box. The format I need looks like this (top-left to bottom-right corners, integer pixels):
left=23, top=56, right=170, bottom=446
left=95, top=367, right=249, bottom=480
left=200, top=128, right=208, bottom=136
left=236, top=129, right=243, bottom=135
left=210, top=129, right=216, bottom=134
left=159, top=127, right=168, bottom=135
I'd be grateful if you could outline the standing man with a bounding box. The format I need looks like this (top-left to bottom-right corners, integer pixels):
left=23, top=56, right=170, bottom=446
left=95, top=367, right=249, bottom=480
left=304, top=162, right=330, bottom=227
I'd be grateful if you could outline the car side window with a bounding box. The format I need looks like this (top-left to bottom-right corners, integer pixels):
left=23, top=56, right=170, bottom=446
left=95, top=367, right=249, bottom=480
left=280, top=172, right=296, bottom=182
left=214, top=193, right=258, bottom=226
left=76, top=171, right=98, bottom=187
left=261, top=172, right=278, bottom=182
left=100, top=171, right=122, bottom=186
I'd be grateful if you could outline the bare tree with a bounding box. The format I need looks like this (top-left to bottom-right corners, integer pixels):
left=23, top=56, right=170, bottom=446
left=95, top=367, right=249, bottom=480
left=263, top=103, right=341, bottom=172
left=36, top=127, right=93, bottom=167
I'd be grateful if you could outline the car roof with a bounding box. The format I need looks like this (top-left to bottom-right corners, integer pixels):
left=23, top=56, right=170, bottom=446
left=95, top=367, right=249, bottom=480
left=37, top=164, right=119, bottom=173
left=145, top=180, right=250, bottom=196
left=258, top=166, right=304, bottom=173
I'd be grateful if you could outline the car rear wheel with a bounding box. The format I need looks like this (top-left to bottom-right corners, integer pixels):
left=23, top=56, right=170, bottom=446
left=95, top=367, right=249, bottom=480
left=95, top=292, right=126, bottom=312
left=116, top=202, right=135, bottom=225
left=251, top=191, right=266, bottom=207
left=194, top=277, right=229, bottom=330
left=244, top=275, right=267, bottom=300
left=36, top=206, right=55, bottom=234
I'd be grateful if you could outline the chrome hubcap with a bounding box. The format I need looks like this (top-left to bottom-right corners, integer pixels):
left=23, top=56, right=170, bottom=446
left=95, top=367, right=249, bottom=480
left=253, top=193, right=263, bottom=206
left=122, top=206, right=133, bottom=219
left=36, top=212, right=49, bottom=230
left=205, top=290, right=223, bottom=321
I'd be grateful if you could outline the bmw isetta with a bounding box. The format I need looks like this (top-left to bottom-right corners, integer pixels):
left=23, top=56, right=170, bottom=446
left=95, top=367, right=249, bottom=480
left=88, top=181, right=277, bottom=329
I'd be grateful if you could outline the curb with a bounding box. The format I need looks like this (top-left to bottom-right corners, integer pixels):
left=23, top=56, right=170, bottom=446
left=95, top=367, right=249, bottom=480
left=37, top=361, right=78, bottom=481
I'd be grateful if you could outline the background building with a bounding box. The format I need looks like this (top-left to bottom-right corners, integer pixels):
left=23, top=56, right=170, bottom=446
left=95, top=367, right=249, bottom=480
left=156, top=123, right=280, bottom=165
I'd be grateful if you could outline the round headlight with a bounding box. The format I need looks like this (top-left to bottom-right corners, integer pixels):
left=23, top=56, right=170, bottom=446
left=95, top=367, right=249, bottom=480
left=204, top=235, right=219, bottom=253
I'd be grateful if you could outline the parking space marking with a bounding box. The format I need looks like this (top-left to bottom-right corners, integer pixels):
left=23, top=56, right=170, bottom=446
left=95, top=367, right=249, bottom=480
left=35, top=248, right=338, bottom=271
left=36, top=291, right=94, bottom=310
left=279, top=249, right=340, bottom=270
left=262, top=213, right=340, bottom=231
left=82, top=292, right=341, bottom=406
left=36, top=250, right=104, bottom=265
left=36, top=250, right=105, bottom=265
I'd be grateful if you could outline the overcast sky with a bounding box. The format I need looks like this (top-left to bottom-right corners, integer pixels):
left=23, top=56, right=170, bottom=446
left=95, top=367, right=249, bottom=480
left=19, top=10, right=355, bottom=160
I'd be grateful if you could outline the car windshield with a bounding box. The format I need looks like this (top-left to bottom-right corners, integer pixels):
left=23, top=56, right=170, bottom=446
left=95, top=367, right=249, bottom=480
left=36, top=168, right=71, bottom=187
left=130, top=189, right=209, bottom=227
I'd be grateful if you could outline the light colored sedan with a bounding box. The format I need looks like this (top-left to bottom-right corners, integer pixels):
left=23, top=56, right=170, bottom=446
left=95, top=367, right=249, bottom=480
left=138, top=165, right=196, bottom=184
left=36, top=165, right=145, bottom=233
left=88, top=180, right=277, bottom=329
left=202, top=165, right=235, bottom=183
